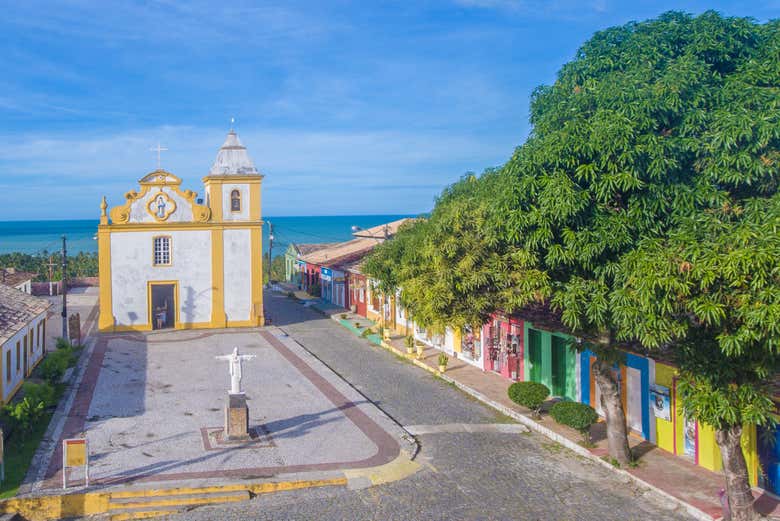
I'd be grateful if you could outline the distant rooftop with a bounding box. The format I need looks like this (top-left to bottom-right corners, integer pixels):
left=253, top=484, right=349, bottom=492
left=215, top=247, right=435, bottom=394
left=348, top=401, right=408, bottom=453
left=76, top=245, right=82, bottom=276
left=351, top=218, right=411, bottom=239
left=208, top=130, right=261, bottom=176
left=294, top=243, right=339, bottom=256
left=1, top=268, right=35, bottom=288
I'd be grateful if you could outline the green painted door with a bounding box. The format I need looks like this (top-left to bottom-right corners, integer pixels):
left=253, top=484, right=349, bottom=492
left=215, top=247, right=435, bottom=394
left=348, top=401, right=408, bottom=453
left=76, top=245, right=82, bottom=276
left=551, top=336, right=567, bottom=397
left=528, top=329, right=542, bottom=383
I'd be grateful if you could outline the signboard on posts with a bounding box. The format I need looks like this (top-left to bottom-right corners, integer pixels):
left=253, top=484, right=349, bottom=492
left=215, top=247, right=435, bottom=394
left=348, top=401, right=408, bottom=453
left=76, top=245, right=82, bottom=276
left=62, top=438, right=89, bottom=489
left=68, top=313, right=81, bottom=346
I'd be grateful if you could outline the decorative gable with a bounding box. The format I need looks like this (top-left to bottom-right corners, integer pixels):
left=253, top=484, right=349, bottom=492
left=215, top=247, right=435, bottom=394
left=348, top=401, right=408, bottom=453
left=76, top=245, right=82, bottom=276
left=109, top=169, right=211, bottom=224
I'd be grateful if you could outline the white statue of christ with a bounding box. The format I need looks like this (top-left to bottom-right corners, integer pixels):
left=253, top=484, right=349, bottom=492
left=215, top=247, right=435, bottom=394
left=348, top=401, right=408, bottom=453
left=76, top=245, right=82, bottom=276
left=215, top=347, right=256, bottom=394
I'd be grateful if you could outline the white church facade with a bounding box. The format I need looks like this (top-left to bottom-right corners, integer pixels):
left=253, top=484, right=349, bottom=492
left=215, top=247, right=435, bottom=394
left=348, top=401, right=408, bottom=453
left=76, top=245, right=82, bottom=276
left=97, top=130, right=264, bottom=332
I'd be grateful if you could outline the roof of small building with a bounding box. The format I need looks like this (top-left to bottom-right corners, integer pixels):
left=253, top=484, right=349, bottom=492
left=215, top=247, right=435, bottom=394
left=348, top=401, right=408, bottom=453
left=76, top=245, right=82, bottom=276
left=298, top=237, right=380, bottom=267
left=351, top=218, right=412, bottom=239
left=299, top=219, right=409, bottom=266
left=208, top=130, right=261, bottom=177
left=1, top=268, right=36, bottom=288
left=0, top=284, right=51, bottom=346
left=295, top=243, right=339, bottom=256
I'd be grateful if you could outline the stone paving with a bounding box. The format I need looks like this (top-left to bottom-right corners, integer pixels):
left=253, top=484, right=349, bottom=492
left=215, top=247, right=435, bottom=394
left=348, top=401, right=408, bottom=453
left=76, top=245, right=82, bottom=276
left=38, top=326, right=405, bottom=488
left=159, top=292, right=695, bottom=520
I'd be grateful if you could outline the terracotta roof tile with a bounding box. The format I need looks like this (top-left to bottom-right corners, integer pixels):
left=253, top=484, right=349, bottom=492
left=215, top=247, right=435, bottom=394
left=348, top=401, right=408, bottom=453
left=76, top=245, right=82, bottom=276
left=0, top=284, right=51, bottom=345
left=1, top=269, right=36, bottom=288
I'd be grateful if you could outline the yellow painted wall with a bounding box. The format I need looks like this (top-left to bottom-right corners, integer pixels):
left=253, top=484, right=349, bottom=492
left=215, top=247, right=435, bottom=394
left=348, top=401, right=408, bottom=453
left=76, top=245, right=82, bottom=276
left=742, top=424, right=759, bottom=487
left=654, top=361, right=759, bottom=486
left=654, top=363, right=676, bottom=454
left=453, top=329, right=462, bottom=353
left=698, top=423, right=722, bottom=472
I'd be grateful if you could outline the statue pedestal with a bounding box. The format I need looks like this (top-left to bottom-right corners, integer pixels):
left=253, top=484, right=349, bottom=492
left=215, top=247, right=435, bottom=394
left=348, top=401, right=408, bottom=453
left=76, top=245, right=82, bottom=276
left=224, top=393, right=250, bottom=440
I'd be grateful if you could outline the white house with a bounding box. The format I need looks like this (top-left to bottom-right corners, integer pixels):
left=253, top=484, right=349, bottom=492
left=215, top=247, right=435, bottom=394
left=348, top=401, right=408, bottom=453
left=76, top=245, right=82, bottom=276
left=0, top=284, right=50, bottom=404
left=98, top=130, right=265, bottom=332
left=1, top=268, right=35, bottom=294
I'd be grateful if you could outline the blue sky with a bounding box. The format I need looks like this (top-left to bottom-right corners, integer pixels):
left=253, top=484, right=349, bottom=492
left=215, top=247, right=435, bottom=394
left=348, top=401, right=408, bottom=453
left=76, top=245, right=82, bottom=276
left=1, top=1, right=777, bottom=220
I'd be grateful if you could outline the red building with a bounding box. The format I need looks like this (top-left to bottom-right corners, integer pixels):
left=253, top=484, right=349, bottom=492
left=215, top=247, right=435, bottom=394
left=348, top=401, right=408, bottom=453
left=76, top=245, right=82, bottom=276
left=343, top=260, right=367, bottom=317
left=481, top=313, right=524, bottom=381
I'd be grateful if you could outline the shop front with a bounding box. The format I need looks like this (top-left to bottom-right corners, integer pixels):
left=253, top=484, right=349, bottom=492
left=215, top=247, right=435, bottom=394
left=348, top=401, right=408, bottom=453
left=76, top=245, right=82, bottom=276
left=522, top=323, right=577, bottom=400
left=457, top=324, right=483, bottom=368
left=482, top=314, right=523, bottom=381
left=320, top=267, right=333, bottom=301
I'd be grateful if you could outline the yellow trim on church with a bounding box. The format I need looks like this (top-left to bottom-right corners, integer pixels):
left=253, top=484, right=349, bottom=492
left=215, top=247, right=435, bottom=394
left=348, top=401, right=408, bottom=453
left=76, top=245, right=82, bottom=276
left=98, top=165, right=264, bottom=333
left=211, top=228, right=227, bottom=328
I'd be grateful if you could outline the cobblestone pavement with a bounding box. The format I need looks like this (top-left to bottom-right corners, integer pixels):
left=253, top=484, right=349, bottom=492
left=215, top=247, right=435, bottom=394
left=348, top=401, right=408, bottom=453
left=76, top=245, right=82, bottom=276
left=163, top=292, right=694, bottom=521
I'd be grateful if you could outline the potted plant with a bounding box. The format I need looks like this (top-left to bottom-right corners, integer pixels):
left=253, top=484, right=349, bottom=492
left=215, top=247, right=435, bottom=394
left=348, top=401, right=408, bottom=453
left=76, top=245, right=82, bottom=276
left=416, top=341, right=424, bottom=358
left=383, top=326, right=391, bottom=340
left=404, top=335, right=415, bottom=355
left=438, top=353, right=448, bottom=373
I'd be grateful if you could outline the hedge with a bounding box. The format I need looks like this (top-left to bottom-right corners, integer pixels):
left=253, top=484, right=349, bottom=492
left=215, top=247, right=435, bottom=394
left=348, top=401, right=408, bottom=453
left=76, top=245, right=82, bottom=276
left=508, top=381, right=550, bottom=416
left=550, top=401, right=599, bottom=443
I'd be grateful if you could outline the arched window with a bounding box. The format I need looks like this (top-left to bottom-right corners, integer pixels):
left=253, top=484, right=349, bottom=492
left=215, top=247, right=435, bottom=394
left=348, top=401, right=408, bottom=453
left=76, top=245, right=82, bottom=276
left=230, top=189, right=241, bottom=212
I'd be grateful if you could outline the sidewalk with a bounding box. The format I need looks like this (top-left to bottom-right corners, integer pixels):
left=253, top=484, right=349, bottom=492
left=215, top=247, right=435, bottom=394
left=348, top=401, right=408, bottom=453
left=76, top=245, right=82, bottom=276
left=311, top=302, right=780, bottom=521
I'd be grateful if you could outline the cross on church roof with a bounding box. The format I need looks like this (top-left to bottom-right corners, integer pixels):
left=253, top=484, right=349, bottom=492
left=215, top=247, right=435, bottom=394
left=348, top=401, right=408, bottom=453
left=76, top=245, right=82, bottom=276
left=150, top=142, right=168, bottom=170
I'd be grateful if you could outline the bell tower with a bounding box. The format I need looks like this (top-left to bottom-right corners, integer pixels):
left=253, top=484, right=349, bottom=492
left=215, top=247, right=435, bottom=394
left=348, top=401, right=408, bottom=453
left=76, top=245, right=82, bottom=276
left=203, top=129, right=263, bottom=223
left=202, top=127, right=265, bottom=327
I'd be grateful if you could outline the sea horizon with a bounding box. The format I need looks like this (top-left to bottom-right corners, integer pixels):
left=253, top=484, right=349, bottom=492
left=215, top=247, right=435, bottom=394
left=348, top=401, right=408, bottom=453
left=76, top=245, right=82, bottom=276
left=0, top=214, right=415, bottom=256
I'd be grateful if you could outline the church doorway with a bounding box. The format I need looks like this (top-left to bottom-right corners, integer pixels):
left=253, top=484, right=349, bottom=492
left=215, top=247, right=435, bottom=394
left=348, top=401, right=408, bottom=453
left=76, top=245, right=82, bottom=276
left=150, top=282, right=176, bottom=330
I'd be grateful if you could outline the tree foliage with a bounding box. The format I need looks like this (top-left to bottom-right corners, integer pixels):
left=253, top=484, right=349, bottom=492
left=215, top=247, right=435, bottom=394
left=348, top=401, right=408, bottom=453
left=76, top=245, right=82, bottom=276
left=615, top=196, right=780, bottom=430
left=364, top=13, right=780, bottom=497
left=0, top=251, right=98, bottom=281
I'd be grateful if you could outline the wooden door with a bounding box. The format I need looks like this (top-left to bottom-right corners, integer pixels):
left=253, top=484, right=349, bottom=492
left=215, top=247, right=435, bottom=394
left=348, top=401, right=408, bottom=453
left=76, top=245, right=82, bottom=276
left=551, top=336, right=567, bottom=397
left=528, top=329, right=542, bottom=383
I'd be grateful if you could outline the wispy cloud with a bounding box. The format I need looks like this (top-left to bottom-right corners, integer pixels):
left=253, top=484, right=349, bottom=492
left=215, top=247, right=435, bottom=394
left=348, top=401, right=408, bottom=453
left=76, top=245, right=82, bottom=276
left=0, top=126, right=514, bottom=218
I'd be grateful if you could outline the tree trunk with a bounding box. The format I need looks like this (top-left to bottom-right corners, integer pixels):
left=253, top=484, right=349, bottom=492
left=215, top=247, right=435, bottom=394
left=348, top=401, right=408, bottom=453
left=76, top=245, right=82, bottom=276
left=716, top=424, right=758, bottom=521
left=592, top=358, right=632, bottom=465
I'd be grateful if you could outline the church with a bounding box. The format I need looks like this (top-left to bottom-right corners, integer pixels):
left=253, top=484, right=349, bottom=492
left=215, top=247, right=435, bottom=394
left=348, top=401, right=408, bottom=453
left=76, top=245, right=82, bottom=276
left=97, top=130, right=264, bottom=332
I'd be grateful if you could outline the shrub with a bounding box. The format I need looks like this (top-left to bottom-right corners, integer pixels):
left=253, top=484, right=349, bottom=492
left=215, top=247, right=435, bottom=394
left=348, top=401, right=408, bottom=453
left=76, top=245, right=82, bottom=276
left=56, top=337, right=72, bottom=350
left=22, top=382, right=57, bottom=408
left=550, top=401, right=599, bottom=443
left=360, top=328, right=373, bottom=338
left=39, top=349, right=75, bottom=384
left=340, top=313, right=348, bottom=319
left=4, top=397, right=45, bottom=438
left=438, top=353, right=448, bottom=367
left=508, top=382, right=550, bottom=417
left=405, top=336, right=415, bottom=349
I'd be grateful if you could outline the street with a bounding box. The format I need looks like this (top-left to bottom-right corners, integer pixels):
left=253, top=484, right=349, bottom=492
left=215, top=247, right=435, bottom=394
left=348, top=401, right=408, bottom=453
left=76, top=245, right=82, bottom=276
left=160, top=291, right=692, bottom=521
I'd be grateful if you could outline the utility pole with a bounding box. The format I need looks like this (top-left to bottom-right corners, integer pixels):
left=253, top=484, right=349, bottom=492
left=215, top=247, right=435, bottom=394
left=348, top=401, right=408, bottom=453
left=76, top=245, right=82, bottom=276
left=61, top=236, right=68, bottom=340
left=47, top=255, right=55, bottom=296
left=267, top=221, right=274, bottom=285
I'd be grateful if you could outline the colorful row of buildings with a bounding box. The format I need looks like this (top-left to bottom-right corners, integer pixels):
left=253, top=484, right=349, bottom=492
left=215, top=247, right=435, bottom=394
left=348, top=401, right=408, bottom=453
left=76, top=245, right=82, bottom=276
left=281, top=220, right=780, bottom=498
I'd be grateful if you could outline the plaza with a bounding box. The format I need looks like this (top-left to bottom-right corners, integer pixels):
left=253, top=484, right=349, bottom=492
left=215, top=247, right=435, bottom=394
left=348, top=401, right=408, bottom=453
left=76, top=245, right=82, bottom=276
left=39, top=327, right=407, bottom=489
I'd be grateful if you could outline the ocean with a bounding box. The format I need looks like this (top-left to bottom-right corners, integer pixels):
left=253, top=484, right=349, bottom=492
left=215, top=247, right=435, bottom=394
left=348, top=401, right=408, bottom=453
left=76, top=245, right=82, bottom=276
left=0, top=216, right=412, bottom=258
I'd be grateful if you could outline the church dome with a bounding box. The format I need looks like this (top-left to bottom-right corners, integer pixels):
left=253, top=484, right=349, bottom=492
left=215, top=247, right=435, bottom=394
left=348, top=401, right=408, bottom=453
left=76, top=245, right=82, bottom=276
left=208, top=130, right=260, bottom=176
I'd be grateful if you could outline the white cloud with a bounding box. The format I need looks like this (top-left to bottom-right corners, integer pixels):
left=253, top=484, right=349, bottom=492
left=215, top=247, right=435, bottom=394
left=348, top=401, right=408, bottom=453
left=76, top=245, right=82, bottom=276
left=0, top=125, right=515, bottom=219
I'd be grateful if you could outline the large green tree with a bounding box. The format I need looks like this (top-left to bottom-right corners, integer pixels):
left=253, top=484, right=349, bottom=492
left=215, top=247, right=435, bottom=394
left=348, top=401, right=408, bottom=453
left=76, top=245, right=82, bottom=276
left=493, top=11, right=779, bottom=467
left=614, top=198, right=780, bottom=521
left=366, top=13, right=779, bottom=508
left=365, top=171, right=548, bottom=333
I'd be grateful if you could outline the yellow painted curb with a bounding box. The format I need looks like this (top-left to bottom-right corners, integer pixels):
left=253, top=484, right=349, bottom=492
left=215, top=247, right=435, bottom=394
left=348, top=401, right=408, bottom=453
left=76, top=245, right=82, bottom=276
left=343, top=453, right=421, bottom=486
left=110, top=510, right=175, bottom=521
left=0, top=477, right=347, bottom=521
left=108, top=492, right=249, bottom=511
